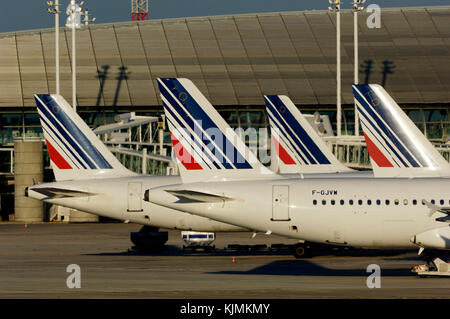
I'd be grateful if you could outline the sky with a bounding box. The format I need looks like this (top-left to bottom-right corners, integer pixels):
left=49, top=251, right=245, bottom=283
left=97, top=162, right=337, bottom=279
left=0, top=0, right=449, bottom=33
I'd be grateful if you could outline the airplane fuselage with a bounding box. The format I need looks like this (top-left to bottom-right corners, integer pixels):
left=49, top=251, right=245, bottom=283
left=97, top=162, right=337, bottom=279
left=27, top=171, right=372, bottom=232
left=148, top=177, right=450, bottom=249
left=27, top=175, right=247, bottom=232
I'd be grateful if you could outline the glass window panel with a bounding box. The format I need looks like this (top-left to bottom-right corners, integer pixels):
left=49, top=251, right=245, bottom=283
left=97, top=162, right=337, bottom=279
left=425, top=123, right=442, bottom=139
left=239, top=111, right=265, bottom=126
left=219, top=110, right=238, bottom=126
left=24, top=113, right=40, bottom=126
left=424, top=109, right=448, bottom=122
left=24, top=127, right=43, bottom=138
left=406, top=109, right=423, bottom=122
left=0, top=114, right=22, bottom=126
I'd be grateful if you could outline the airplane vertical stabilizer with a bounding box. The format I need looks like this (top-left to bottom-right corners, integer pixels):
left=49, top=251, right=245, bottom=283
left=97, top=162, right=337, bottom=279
left=265, top=95, right=353, bottom=174
left=353, top=84, right=450, bottom=178
left=34, top=94, right=136, bottom=181
left=157, top=78, right=276, bottom=183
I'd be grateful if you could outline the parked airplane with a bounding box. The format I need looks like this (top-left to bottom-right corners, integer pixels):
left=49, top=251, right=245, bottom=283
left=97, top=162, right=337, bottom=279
left=147, top=82, right=450, bottom=258
left=26, top=93, right=246, bottom=234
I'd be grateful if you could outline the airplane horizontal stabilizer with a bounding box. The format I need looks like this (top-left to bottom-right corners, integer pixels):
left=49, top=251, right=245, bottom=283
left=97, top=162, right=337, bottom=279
left=28, top=187, right=94, bottom=200
left=166, top=189, right=233, bottom=203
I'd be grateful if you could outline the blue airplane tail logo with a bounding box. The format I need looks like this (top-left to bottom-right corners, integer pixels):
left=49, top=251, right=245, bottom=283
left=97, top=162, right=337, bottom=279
left=157, top=78, right=254, bottom=170
left=264, top=95, right=330, bottom=165
left=35, top=94, right=112, bottom=170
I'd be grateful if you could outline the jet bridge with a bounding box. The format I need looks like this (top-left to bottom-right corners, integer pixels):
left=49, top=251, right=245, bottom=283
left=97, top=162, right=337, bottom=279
left=93, top=112, right=177, bottom=176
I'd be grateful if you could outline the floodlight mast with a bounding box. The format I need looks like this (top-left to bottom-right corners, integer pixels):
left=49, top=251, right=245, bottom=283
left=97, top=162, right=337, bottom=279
left=353, top=0, right=365, bottom=136
left=329, top=0, right=342, bottom=137
left=67, top=0, right=80, bottom=111
left=66, top=0, right=95, bottom=112
left=47, top=0, right=60, bottom=95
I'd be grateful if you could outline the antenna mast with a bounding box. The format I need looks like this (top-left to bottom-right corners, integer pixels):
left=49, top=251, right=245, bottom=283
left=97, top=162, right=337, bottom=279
left=131, top=0, right=149, bottom=21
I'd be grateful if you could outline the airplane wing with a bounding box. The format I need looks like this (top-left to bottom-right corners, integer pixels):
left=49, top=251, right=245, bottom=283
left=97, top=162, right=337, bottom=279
left=166, top=189, right=233, bottom=203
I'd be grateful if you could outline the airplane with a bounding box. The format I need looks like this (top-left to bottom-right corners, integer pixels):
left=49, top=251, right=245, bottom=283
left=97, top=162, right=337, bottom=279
left=147, top=83, right=450, bottom=259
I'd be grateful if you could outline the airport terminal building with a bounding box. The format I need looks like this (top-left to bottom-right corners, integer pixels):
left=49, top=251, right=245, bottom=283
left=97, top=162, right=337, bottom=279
left=0, top=5, right=449, bottom=147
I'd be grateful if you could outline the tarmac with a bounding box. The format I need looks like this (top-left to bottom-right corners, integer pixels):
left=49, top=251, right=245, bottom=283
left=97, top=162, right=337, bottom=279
left=0, top=223, right=449, bottom=299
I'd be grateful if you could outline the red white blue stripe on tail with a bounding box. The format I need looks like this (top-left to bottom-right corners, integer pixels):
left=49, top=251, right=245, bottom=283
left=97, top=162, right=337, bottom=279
left=157, top=78, right=275, bottom=182
left=34, top=94, right=134, bottom=181
left=353, top=84, right=450, bottom=178
left=264, top=95, right=352, bottom=174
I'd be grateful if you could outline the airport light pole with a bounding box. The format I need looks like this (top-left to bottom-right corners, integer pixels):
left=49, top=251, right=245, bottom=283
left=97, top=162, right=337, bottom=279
left=65, top=1, right=94, bottom=112
left=329, top=0, right=342, bottom=137
left=66, top=0, right=87, bottom=112
left=47, top=1, right=60, bottom=95
left=353, top=0, right=365, bottom=136
left=82, top=7, right=96, bottom=26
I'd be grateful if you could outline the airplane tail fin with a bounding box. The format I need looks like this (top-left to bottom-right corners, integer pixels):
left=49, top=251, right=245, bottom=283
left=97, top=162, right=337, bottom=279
left=157, top=78, right=276, bottom=183
left=353, top=84, right=450, bottom=178
left=264, top=95, right=353, bottom=174
left=34, top=94, right=136, bottom=181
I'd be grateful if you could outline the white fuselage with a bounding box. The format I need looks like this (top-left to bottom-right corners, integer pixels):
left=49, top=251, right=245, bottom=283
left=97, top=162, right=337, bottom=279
left=147, top=177, right=450, bottom=249
left=27, top=171, right=371, bottom=233
left=27, top=175, right=246, bottom=232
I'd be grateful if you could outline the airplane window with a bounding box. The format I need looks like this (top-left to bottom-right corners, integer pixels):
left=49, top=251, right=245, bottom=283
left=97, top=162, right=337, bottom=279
left=331, top=200, right=335, bottom=205
left=340, top=199, right=344, bottom=205
left=322, top=200, right=326, bottom=205
left=367, top=200, right=372, bottom=205
left=358, top=200, right=363, bottom=205
left=440, top=199, right=444, bottom=205
left=403, top=199, right=408, bottom=205
left=349, top=200, right=354, bottom=205
left=422, top=199, right=426, bottom=205
left=395, top=199, right=399, bottom=205
left=313, top=200, right=317, bottom=205
left=386, top=200, right=390, bottom=205
left=376, top=199, right=381, bottom=205
left=413, top=199, right=417, bottom=205
left=431, top=199, right=435, bottom=204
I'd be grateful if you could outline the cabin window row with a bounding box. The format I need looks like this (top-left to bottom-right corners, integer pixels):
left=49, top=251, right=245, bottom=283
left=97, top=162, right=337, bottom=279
left=312, top=199, right=447, bottom=206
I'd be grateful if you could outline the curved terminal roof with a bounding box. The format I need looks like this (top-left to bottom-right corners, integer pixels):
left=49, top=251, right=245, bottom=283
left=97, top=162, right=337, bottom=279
left=1, top=6, right=449, bottom=109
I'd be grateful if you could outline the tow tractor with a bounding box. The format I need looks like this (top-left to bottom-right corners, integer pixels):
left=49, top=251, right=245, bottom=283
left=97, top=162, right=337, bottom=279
left=182, top=231, right=216, bottom=252
left=410, top=226, right=450, bottom=277
left=411, top=257, right=450, bottom=277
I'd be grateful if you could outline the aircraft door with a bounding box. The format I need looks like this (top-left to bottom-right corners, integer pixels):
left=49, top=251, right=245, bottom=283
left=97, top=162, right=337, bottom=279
left=127, top=182, right=143, bottom=212
left=271, top=185, right=290, bottom=221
